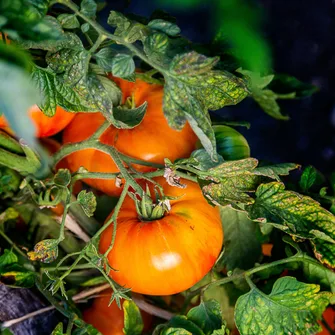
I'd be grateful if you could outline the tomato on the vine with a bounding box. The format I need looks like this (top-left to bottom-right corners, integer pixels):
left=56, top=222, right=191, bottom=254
left=0, top=105, right=75, bottom=138
left=82, top=289, right=152, bottom=335
left=62, top=77, right=198, bottom=196
left=99, top=177, right=223, bottom=295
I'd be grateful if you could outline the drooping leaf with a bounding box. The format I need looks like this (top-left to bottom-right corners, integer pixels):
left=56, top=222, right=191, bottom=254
left=235, top=277, right=332, bottom=335
left=187, top=301, right=222, bottom=335
left=217, top=207, right=262, bottom=271
left=77, top=190, right=97, bottom=217
left=123, top=300, right=144, bottom=335
left=189, top=149, right=224, bottom=171
left=164, top=51, right=248, bottom=160
left=253, top=163, right=300, bottom=181
left=113, top=101, right=147, bottom=129
left=148, top=19, right=181, bottom=36
left=167, top=316, right=204, bottom=335
left=247, top=182, right=335, bottom=267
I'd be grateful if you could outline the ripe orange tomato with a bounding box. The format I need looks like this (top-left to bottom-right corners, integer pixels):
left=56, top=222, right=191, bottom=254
left=318, top=307, right=335, bottom=334
left=82, top=290, right=152, bottom=335
left=0, top=105, right=75, bottom=138
left=99, top=177, right=223, bottom=295
left=62, top=77, right=197, bottom=196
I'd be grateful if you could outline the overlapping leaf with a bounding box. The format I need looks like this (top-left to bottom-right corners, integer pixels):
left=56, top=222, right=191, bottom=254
left=164, top=51, right=248, bottom=161
left=235, top=277, right=332, bottom=335
left=248, top=182, right=335, bottom=267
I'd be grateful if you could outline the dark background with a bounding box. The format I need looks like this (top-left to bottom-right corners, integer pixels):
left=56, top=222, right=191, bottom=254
left=102, top=0, right=335, bottom=175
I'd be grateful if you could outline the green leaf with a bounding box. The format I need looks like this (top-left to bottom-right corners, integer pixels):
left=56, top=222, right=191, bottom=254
left=218, top=207, right=262, bottom=271
left=51, top=323, right=64, bottom=335
left=148, top=19, right=181, bottom=36
left=73, top=324, right=101, bottom=335
left=57, top=14, right=80, bottom=29
left=111, top=54, right=135, bottom=79
left=0, top=60, right=39, bottom=147
left=1, top=329, right=14, bottom=335
left=269, top=74, right=318, bottom=98
left=189, top=149, right=224, bottom=171
left=253, top=163, right=300, bottom=181
left=123, top=300, right=144, bottom=335
left=113, top=101, right=147, bottom=129
left=108, top=11, right=148, bottom=43
left=53, top=169, right=71, bottom=187
left=31, top=65, right=90, bottom=116
left=0, top=250, right=18, bottom=268
left=95, top=47, right=116, bottom=72
left=247, top=182, right=335, bottom=268
left=299, top=166, right=318, bottom=192
left=237, top=69, right=274, bottom=90
left=187, top=301, right=222, bottom=335
left=162, top=329, right=192, bottom=335
left=81, top=23, right=90, bottom=33
left=235, top=277, right=332, bottom=335
left=252, top=89, right=295, bottom=121
left=164, top=51, right=248, bottom=160
left=211, top=325, right=230, bottom=335
left=168, top=316, right=204, bottom=335
left=144, top=32, right=169, bottom=65
left=80, top=0, right=97, bottom=18
left=77, top=190, right=97, bottom=217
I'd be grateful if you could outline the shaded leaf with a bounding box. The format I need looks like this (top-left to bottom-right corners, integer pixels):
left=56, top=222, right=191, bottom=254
left=144, top=32, right=170, bottom=65
left=189, top=149, right=224, bottom=171
left=253, top=163, right=300, bottom=181
left=80, top=0, right=97, bottom=18
left=148, top=19, right=181, bottom=36
left=77, top=190, right=97, bottom=217
left=57, top=14, right=80, bottom=29
left=168, top=316, right=204, bottom=335
left=300, top=166, right=318, bottom=192
left=111, top=54, right=135, bottom=79
left=81, top=23, right=90, bottom=33
left=123, top=300, right=144, bottom=335
left=187, top=300, right=222, bottom=335
left=95, top=47, right=116, bottom=72
left=235, top=277, right=332, bottom=335
left=113, top=101, right=147, bottom=129
left=54, top=169, right=71, bottom=187
left=218, top=207, right=262, bottom=271
left=0, top=250, right=18, bottom=268
left=248, top=182, right=335, bottom=267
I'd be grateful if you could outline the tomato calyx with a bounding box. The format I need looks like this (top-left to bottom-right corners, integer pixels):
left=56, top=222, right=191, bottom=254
left=130, top=184, right=171, bottom=221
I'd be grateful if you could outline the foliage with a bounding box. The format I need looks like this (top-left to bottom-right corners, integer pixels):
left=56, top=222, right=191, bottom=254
left=0, top=1, right=332, bottom=335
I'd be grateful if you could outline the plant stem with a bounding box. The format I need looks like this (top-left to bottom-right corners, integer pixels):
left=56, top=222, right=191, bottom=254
left=42, top=263, right=95, bottom=272
left=57, top=192, right=72, bottom=242
left=103, top=183, right=129, bottom=257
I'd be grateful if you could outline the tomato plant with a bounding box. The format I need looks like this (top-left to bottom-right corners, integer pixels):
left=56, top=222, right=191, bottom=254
left=0, top=1, right=333, bottom=335
left=63, top=77, right=197, bottom=196
left=100, top=177, right=223, bottom=295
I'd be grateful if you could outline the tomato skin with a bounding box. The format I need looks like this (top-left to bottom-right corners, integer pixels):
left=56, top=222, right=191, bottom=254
left=0, top=105, right=75, bottom=138
left=318, top=307, right=335, bottom=335
left=62, top=77, right=197, bottom=196
left=99, top=177, right=223, bottom=295
left=82, top=290, right=152, bottom=335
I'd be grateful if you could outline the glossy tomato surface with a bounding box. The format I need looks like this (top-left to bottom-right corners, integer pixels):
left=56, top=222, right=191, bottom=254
left=83, top=289, right=152, bottom=335
left=0, top=105, right=75, bottom=138
left=99, top=177, right=223, bottom=295
left=62, top=77, right=197, bottom=196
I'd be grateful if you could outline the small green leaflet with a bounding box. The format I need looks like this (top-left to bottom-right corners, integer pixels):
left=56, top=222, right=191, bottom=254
left=51, top=323, right=64, bottom=335
left=113, top=102, right=147, bottom=129
left=95, top=48, right=116, bottom=72
left=237, top=69, right=296, bottom=120
left=80, top=0, right=97, bottom=18
left=57, top=14, right=80, bottom=29
left=164, top=51, right=248, bottom=161
left=247, top=182, right=335, bottom=268
left=53, top=169, right=71, bottom=187
left=123, top=300, right=144, bottom=335
left=111, top=54, right=135, bottom=79
left=148, top=19, right=181, bottom=36
left=217, top=207, right=262, bottom=271
left=77, top=190, right=97, bottom=217
left=235, top=277, right=332, bottom=335
left=299, top=165, right=318, bottom=192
